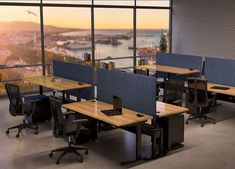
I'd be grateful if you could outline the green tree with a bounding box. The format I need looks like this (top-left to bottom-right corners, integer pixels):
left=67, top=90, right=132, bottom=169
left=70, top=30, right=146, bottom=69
left=159, top=30, right=167, bottom=52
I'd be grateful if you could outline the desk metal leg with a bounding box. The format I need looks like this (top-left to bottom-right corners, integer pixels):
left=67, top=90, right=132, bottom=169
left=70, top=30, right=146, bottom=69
left=52, top=90, right=56, bottom=96
left=62, top=91, right=65, bottom=103
left=120, top=123, right=142, bottom=165
left=136, top=124, right=141, bottom=160
left=147, top=69, right=150, bottom=76
left=39, top=85, right=43, bottom=95
left=90, top=118, right=98, bottom=141
left=167, top=73, right=171, bottom=79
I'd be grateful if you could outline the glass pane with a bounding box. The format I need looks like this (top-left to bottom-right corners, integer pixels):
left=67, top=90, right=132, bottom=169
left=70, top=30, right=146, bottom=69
left=95, top=8, right=133, bottom=69
left=43, top=7, right=91, bottom=67
left=137, top=0, right=170, bottom=7
left=94, top=0, right=134, bottom=6
left=0, top=80, right=39, bottom=93
left=0, top=66, right=42, bottom=93
left=0, top=66, right=42, bottom=81
left=136, top=9, right=169, bottom=64
left=99, top=58, right=133, bottom=70
left=0, top=6, right=41, bottom=67
left=43, top=0, right=91, bottom=4
left=0, top=0, right=39, bottom=2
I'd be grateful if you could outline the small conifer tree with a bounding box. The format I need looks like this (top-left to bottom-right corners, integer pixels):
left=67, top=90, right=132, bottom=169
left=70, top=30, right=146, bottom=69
left=159, top=30, right=167, bottom=51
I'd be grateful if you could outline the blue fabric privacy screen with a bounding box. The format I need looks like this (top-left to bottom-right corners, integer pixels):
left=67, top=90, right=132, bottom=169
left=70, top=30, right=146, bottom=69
left=205, top=57, right=235, bottom=86
left=53, top=60, right=94, bottom=99
left=97, top=68, right=156, bottom=117
left=156, top=52, right=203, bottom=70
left=155, top=52, right=203, bottom=80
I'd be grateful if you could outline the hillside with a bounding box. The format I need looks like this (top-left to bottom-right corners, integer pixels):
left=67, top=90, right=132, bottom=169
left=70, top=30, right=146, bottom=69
left=0, top=21, right=78, bottom=32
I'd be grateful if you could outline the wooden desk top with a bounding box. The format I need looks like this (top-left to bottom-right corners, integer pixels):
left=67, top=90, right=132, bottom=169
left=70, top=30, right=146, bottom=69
left=185, top=82, right=235, bottom=97
left=207, top=83, right=235, bottom=96
left=156, top=101, right=188, bottom=117
left=136, top=64, right=200, bottom=75
left=63, top=100, right=152, bottom=127
left=0, top=88, right=6, bottom=93
left=24, top=76, right=92, bottom=92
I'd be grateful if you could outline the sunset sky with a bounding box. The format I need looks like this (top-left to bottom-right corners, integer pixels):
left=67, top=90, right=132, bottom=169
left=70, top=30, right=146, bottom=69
left=0, top=5, right=169, bottom=29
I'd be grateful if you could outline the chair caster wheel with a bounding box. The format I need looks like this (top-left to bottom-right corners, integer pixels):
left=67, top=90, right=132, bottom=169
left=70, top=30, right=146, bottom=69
left=213, top=122, right=216, bottom=124
left=6, top=130, right=9, bottom=135
left=34, top=131, right=38, bottom=135
left=185, top=122, right=188, bottom=124
left=78, top=157, right=84, bottom=163
left=49, top=153, right=53, bottom=157
left=56, top=161, right=60, bottom=165
left=16, top=134, right=20, bottom=138
left=84, top=150, right=88, bottom=155
left=201, top=125, right=204, bottom=127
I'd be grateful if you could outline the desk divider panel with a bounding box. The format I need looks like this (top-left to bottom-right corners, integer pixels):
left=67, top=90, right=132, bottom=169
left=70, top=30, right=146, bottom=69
left=156, top=52, right=202, bottom=70
left=156, top=52, right=203, bottom=80
left=205, top=57, right=235, bottom=86
left=53, top=60, right=94, bottom=100
left=97, top=68, right=156, bottom=118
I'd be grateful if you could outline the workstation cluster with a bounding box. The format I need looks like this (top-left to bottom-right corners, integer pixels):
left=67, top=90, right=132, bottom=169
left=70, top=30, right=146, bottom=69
left=4, top=52, right=235, bottom=166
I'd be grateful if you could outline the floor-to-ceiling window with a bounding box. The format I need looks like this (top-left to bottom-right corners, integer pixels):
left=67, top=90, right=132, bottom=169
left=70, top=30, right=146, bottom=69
left=0, top=5, right=42, bottom=91
left=136, top=9, right=170, bottom=64
left=0, top=0, right=171, bottom=93
left=95, top=8, right=133, bottom=69
left=43, top=7, right=91, bottom=75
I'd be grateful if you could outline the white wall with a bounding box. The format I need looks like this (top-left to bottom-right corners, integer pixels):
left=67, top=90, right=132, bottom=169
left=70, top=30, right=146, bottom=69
left=172, top=0, right=235, bottom=58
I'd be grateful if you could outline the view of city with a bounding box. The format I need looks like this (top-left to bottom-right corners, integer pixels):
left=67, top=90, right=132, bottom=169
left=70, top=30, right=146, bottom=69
left=0, top=1, right=169, bottom=92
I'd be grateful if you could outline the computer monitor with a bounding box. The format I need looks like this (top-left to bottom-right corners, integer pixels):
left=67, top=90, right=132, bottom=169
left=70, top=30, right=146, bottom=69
left=113, top=95, right=122, bottom=113
left=101, top=95, right=122, bottom=116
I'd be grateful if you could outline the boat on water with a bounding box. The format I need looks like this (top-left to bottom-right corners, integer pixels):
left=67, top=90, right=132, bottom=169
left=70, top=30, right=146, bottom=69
left=67, top=43, right=92, bottom=50
left=111, top=38, right=121, bottom=46
left=63, top=41, right=92, bottom=50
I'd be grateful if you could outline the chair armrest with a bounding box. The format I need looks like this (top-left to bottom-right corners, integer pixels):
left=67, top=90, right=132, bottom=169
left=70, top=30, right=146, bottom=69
left=156, top=95, right=164, bottom=99
left=72, top=119, right=88, bottom=124
left=23, top=96, right=43, bottom=104
left=62, top=111, right=76, bottom=116
left=208, top=98, right=214, bottom=106
left=156, top=93, right=175, bottom=99
left=172, top=100, right=182, bottom=105
left=164, top=93, right=176, bottom=97
left=22, top=103, right=33, bottom=115
left=23, top=100, right=42, bottom=115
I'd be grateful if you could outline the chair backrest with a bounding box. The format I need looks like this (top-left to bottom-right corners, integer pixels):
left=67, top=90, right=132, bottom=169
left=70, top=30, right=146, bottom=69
left=163, top=79, right=185, bottom=105
left=49, top=97, right=65, bottom=128
left=187, top=78, right=208, bottom=108
left=5, top=83, right=23, bottom=116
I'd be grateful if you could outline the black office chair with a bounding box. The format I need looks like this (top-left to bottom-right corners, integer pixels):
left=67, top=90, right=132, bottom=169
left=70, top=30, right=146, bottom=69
left=163, top=79, right=185, bottom=106
left=5, top=83, right=38, bottom=137
left=185, top=78, right=216, bottom=127
left=200, top=62, right=221, bottom=108
left=49, top=97, right=89, bottom=164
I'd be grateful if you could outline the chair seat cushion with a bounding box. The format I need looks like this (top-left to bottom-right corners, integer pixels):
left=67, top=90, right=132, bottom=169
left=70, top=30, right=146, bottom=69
left=24, top=95, right=49, bottom=103
left=24, top=95, right=51, bottom=123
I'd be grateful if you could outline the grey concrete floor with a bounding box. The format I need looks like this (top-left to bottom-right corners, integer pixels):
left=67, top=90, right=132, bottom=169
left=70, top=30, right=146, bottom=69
left=1, top=98, right=235, bottom=169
